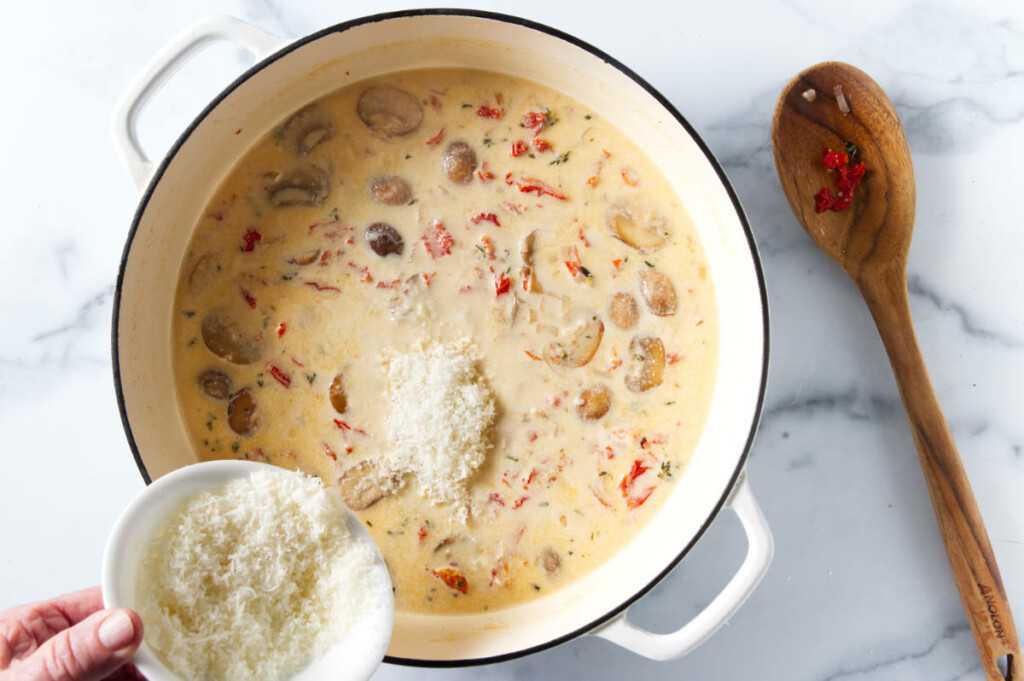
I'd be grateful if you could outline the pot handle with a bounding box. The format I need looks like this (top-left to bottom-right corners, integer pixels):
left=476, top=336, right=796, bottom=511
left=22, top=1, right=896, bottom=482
left=110, top=16, right=287, bottom=192
left=591, top=472, right=773, bottom=660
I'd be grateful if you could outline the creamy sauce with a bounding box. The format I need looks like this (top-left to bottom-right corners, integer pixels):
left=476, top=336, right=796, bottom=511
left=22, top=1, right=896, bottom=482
left=172, top=68, right=717, bottom=614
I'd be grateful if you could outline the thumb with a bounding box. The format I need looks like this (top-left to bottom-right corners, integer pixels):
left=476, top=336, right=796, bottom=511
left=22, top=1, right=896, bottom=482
left=16, top=609, right=143, bottom=681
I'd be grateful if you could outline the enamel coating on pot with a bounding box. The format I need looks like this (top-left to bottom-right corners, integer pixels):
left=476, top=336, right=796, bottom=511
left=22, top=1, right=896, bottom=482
left=112, top=10, right=769, bottom=666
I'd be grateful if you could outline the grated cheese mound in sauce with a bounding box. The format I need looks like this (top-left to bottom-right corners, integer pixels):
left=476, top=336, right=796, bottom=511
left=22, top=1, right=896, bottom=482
left=381, top=341, right=495, bottom=506
left=137, top=469, right=382, bottom=681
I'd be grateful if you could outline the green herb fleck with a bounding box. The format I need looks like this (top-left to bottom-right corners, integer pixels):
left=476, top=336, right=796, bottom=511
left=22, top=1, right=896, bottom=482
left=634, top=354, right=646, bottom=362
left=579, top=265, right=591, bottom=278
left=256, top=374, right=265, bottom=388
left=329, top=207, right=340, bottom=221
left=405, top=154, right=413, bottom=160
left=231, top=441, right=240, bottom=452
left=644, top=260, right=655, bottom=268
left=549, top=151, right=571, bottom=165
left=659, top=460, right=673, bottom=480
left=532, top=584, right=541, bottom=591
left=181, top=310, right=196, bottom=318
left=366, top=520, right=373, bottom=527
left=844, top=140, right=859, bottom=157
left=583, top=114, right=592, bottom=120
left=282, top=273, right=295, bottom=281
left=305, top=373, right=317, bottom=385
left=187, top=337, right=197, bottom=347
left=483, top=138, right=494, bottom=147
left=408, top=198, right=418, bottom=205
left=462, top=103, right=473, bottom=108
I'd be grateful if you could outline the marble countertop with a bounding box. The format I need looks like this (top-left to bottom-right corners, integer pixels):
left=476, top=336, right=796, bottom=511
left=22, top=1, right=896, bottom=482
left=2, top=1, right=1022, bottom=679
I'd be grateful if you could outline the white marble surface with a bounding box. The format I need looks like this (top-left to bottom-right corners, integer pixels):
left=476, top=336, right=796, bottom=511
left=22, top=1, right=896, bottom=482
left=2, top=1, right=1022, bottom=679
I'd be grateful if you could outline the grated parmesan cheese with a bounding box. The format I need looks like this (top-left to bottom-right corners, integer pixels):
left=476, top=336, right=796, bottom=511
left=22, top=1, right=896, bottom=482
left=136, top=469, right=383, bottom=681
left=381, top=341, right=495, bottom=506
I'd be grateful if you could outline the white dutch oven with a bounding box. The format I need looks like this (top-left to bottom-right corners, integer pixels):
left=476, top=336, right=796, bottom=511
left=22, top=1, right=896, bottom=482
left=111, top=10, right=772, bottom=666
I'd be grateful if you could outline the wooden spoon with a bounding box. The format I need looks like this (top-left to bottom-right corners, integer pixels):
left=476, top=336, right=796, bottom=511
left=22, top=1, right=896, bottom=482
left=771, top=61, right=1022, bottom=680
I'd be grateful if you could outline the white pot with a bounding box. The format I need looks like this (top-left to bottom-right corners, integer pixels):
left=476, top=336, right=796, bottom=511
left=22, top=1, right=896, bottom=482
left=111, top=10, right=772, bottom=666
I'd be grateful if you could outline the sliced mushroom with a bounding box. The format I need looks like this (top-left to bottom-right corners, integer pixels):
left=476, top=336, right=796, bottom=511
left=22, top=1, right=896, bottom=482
left=365, top=222, right=404, bottom=257
left=606, top=203, right=670, bottom=252
left=200, top=312, right=261, bottom=364
left=277, top=104, right=333, bottom=155
left=187, top=252, right=221, bottom=296
left=639, top=268, right=678, bottom=316
left=576, top=384, right=612, bottom=421
left=357, top=85, right=423, bottom=138
left=609, top=292, right=639, bottom=329
left=624, top=336, right=666, bottom=392
left=442, top=141, right=477, bottom=185
left=520, top=230, right=537, bottom=266
left=336, top=460, right=402, bottom=511
left=369, top=175, right=413, bottom=206
left=266, top=165, right=331, bottom=207
left=540, top=547, right=561, bottom=575
left=288, top=249, right=321, bottom=266
left=227, top=390, right=258, bottom=435
left=544, top=317, right=604, bottom=369
left=329, top=373, right=347, bottom=414
left=198, top=369, right=232, bottom=399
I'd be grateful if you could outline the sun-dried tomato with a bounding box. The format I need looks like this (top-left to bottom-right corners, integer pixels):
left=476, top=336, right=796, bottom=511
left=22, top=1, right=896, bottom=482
left=267, top=362, right=291, bottom=388
left=510, top=140, right=529, bottom=157
left=815, top=147, right=866, bottom=213
left=476, top=105, right=503, bottom=119
left=241, top=229, right=262, bottom=252
left=429, top=567, right=469, bottom=594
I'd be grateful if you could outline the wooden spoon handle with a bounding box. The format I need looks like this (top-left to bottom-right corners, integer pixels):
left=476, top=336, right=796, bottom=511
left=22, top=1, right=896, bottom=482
left=861, top=272, right=1023, bottom=680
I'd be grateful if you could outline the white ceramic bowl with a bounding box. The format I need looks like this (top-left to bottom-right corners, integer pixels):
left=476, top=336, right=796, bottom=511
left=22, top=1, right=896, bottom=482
left=111, top=10, right=772, bottom=665
left=101, top=460, right=394, bottom=681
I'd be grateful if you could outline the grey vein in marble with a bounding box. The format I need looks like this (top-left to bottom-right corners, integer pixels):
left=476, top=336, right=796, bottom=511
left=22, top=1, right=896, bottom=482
left=907, top=274, right=1024, bottom=349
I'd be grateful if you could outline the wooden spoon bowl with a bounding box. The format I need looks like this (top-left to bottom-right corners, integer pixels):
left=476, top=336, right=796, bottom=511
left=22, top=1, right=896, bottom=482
left=772, top=61, right=1022, bottom=681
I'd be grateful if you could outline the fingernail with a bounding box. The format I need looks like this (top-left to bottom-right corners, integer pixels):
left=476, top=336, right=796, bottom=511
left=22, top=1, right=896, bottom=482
left=98, top=610, right=135, bottom=650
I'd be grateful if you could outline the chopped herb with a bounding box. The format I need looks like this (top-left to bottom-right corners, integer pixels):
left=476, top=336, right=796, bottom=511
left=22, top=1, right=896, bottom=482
left=329, top=207, right=340, bottom=220
left=365, top=520, right=373, bottom=527
left=549, top=151, right=571, bottom=165
left=599, top=471, right=608, bottom=476
left=583, top=114, right=592, bottom=120
left=462, top=103, right=472, bottom=108
left=578, top=265, right=591, bottom=278
left=539, top=501, right=549, bottom=507
left=405, top=154, right=413, bottom=160
left=659, top=461, right=673, bottom=480
left=231, top=441, right=240, bottom=452
left=532, top=584, right=541, bottom=591
left=205, top=420, right=214, bottom=431
left=187, top=337, right=197, bottom=346
left=181, top=310, right=196, bottom=318
left=528, top=153, right=535, bottom=159
left=506, top=455, right=519, bottom=462
left=665, top=400, right=676, bottom=406
left=282, top=273, right=295, bottom=281
left=483, top=138, right=494, bottom=147
left=226, top=403, right=234, bottom=415
left=568, top=550, right=574, bottom=555
left=256, top=374, right=265, bottom=388
left=844, top=140, right=859, bottom=157
left=304, top=373, right=317, bottom=385
left=644, top=260, right=655, bottom=268
left=634, top=354, right=646, bottom=362
left=408, top=198, right=418, bottom=205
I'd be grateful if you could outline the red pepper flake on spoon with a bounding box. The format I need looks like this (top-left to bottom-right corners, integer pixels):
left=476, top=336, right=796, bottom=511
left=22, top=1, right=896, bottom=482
left=814, top=143, right=866, bottom=213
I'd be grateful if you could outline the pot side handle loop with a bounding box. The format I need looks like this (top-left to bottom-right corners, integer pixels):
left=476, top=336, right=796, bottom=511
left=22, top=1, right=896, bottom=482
left=110, top=15, right=287, bottom=193
left=591, top=472, right=773, bottom=661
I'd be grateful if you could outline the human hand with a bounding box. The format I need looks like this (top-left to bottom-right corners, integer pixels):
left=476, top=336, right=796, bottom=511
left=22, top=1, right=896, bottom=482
left=0, top=587, right=144, bottom=681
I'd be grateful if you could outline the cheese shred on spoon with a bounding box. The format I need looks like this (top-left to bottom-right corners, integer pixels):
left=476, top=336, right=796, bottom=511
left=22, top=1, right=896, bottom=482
left=137, top=469, right=382, bottom=681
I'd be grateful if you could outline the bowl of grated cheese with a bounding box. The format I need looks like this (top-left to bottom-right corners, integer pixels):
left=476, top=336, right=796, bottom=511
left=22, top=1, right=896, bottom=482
left=101, top=460, right=394, bottom=681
